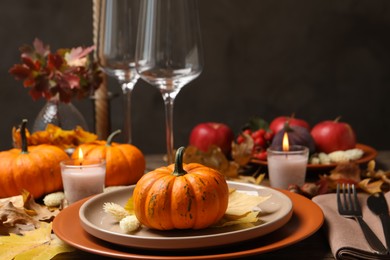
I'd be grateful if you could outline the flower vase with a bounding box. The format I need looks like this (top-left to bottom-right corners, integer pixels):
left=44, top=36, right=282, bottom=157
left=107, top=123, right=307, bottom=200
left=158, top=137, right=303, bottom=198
left=32, top=99, right=89, bottom=132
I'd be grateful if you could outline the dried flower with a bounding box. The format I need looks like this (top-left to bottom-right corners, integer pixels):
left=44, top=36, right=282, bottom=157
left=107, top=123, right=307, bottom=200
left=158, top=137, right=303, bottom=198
left=119, top=215, right=141, bottom=233
left=43, top=192, right=65, bottom=207
left=9, top=38, right=103, bottom=103
left=103, top=202, right=130, bottom=221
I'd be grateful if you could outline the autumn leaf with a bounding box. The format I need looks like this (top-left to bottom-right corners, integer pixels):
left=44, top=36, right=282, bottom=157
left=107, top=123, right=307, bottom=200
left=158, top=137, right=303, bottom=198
left=12, top=123, right=97, bottom=149
left=124, top=197, right=135, bottom=214
left=231, top=133, right=254, bottom=166
left=0, top=195, right=23, bottom=208
left=225, top=190, right=271, bottom=217
left=358, top=179, right=384, bottom=194
left=213, top=190, right=270, bottom=227
left=317, top=162, right=361, bottom=192
left=22, top=190, right=59, bottom=222
left=183, top=145, right=240, bottom=178
left=0, top=222, right=74, bottom=260
left=13, top=236, right=74, bottom=260
left=0, top=202, right=40, bottom=235
left=0, top=190, right=59, bottom=235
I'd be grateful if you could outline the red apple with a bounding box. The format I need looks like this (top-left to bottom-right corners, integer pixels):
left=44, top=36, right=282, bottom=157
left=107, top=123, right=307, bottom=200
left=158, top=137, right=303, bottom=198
left=310, top=119, right=356, bottom=153
left=269, top=115, right=310, bottom=134
left=189, top=122, right=234, bottom=156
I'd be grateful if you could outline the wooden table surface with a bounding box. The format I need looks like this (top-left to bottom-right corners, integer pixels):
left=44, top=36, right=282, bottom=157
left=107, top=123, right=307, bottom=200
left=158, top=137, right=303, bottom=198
left=52, top=151, right=390, bottom=260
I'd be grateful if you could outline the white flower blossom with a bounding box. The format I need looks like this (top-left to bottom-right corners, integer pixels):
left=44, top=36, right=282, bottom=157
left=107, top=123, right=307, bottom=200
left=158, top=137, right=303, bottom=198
left=43, top=192, right=65, bottom=207
left=119, top=215, right=141, bottom=233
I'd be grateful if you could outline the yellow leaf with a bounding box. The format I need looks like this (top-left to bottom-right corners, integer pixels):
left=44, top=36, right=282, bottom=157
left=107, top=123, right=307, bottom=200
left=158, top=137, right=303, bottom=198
left=225, top=190, right=270, bottom=216
left=124, top=197, right=134, bottom=214
left=14, top=236, right=74, bottom=260
left=0, top=222, right=51, bottom=260
left=12, top=123, right=97, bottom=149
left=0, top=222, right=74, bottom=260
left=215, top=211, right=261, bottom=228
left=212, top=190, right=270, bottom=227
left=256, top=173, right=265, bottom=185
left=358, top=179, right=383, bottom=194
left=0, top=195, right=23, bottom=208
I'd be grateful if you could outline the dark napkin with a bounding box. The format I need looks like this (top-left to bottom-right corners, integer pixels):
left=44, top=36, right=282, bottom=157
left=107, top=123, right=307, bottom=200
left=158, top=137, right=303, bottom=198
left=312, top=192, right=390, bottom=260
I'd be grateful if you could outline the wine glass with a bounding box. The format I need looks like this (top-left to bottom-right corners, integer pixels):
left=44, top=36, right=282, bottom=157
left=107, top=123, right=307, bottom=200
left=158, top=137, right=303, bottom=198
left=136, top=0, right=204, bottom=163
left=96, top=0, right=140, bottom=143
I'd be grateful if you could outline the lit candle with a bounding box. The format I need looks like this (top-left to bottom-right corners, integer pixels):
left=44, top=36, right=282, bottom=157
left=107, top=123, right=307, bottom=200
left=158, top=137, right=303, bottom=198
left=267, top=133, right=309, bottom=189
left=60, top=149, right=106, bottom=204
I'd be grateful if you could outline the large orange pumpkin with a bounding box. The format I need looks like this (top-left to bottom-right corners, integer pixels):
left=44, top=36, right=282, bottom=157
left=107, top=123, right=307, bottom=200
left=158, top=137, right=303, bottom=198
left=133, top=147, right=229, bottom=230
left=72, top=130, right=145, bottom=186
left=0, top=120, right=69, bottom=198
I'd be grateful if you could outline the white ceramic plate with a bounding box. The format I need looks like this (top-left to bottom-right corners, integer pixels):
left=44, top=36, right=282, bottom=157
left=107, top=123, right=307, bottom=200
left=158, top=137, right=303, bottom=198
left=79, top=181, right=293, bottom=250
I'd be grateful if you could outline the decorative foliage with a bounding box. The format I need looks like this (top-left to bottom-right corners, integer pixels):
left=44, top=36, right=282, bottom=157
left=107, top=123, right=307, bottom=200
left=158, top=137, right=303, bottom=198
left=12, top=123, right=97, bottom=150
left=0, top=215, right=73, bottom=259
left=9, top=38, right=102, bottom=103
left=0, top=190, right=59, bottom=235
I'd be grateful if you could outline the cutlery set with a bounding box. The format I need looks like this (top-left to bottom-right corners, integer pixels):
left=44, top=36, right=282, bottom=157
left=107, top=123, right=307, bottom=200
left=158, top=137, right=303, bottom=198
left=337, top=184, right=390, bottom=255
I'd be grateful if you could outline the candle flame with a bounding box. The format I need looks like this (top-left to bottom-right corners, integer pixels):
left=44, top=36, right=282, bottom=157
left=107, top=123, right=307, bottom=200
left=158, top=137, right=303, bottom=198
left=78, top=148, right=84, bottom=166
left=282, top=132, right=289, bottom=151
left=78, top=148, right=84, bottom=160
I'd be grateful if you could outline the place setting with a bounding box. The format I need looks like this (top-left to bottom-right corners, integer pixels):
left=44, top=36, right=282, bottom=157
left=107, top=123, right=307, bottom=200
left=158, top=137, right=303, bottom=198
left=52, top=181, right=323, bottom=259
left=52, top=134, right=322, bottom=259
left=313, top=185, right=390, bottom=260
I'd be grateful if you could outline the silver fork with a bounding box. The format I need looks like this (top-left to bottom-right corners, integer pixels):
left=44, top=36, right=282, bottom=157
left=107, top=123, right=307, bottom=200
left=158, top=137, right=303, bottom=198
left=337, top=183, right=388, bottom=255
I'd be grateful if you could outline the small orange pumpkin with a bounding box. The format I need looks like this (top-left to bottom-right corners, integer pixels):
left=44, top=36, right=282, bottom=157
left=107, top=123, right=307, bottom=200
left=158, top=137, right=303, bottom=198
left=133, top=147, right=229, bottom=230
left=72, top=130, right=145, bottom=186
left=0, top=119, right=69, bottom=198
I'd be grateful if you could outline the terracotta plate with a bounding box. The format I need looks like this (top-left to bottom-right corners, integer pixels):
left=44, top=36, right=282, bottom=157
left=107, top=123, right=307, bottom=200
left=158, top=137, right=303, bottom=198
left=53, top=184, right=324, bottom=259
left=252, top=143, right=377, bottom=171
left=78, top=182, right=293, bottom=249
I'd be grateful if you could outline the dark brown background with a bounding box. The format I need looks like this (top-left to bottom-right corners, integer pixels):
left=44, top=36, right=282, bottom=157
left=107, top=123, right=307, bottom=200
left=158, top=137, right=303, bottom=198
left=1, top=0, right=390, bottom=154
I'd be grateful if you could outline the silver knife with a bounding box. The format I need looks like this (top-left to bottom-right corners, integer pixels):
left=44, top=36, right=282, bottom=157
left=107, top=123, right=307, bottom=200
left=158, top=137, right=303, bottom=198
left=367, top=192, right=390, bottom=253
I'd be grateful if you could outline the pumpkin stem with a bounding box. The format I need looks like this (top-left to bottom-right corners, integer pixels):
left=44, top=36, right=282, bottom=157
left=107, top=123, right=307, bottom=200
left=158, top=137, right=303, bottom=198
left=106, top=129, right=122, bottom=146
left=20, top=119, right=28, bottom=154
left=172, top=146, right=187, bottom=176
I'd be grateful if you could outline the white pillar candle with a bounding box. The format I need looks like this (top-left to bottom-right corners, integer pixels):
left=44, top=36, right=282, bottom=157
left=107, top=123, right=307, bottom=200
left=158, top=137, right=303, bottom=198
left=60, top=158, right=106, bottom=204
left=267, top=145, right=309, bottom=189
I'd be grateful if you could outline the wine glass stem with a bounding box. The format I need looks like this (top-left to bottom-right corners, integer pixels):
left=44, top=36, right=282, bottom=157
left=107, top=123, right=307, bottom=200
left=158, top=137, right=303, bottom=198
left=162, top=92, right=177, bottom=164
left=122, top=85, right=133, bottom=144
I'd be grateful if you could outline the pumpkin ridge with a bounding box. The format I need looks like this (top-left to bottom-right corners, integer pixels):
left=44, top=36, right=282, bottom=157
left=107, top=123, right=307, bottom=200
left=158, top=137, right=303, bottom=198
left=0, top=153, right=18, bottom=197
left=28, top=148, right=50, bottom=196
left=122, top=144, right=145, bottom=184
left=185, top=172, right=222, bottom=229
left=38, top=145, right=68, bottom=194
left=115, top=145, right=133, bottom=184
left=183, top=175, right=199, bottom=228
left=193, top=167, right=229, bottom=225
left=14, top=153, right=36, bottom=196
left=171, top=175, right=195, bottom=229
left=150, top=175, right=174, bottom=229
